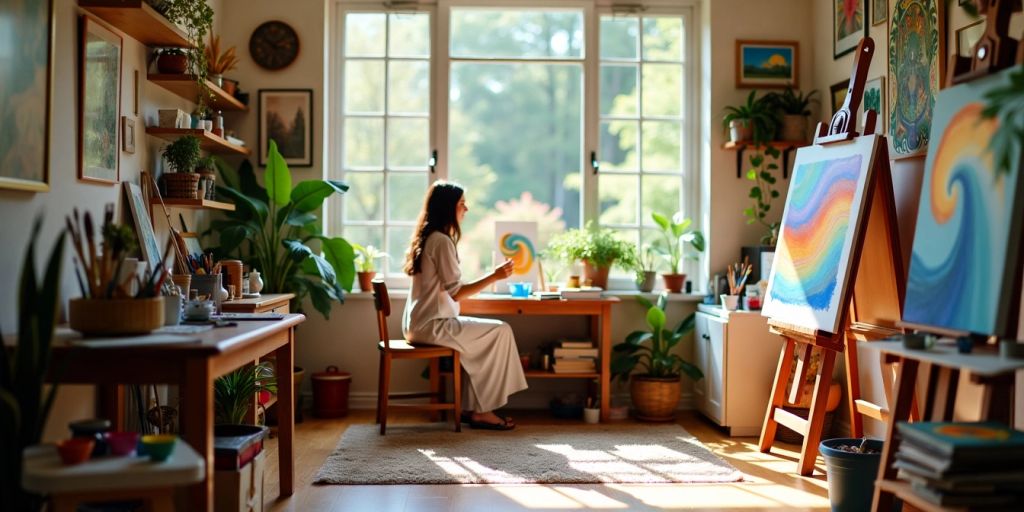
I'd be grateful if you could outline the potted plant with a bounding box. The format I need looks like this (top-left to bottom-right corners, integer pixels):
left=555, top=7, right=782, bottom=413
left=650, top=211, right=704, bottom=293
left=352, top=243, right=387, bottom=292
left=214, top=362, right=277, bottom=425
left=546, top=222, right=635, bottom=289
left=1, top=219, right=65, bottom=512
left=743, top=146, right=782, bottom=246
left=722, top=90, right=779, bottom=144
left=155, top=47, right=188, bottom=74
left=633, top=244, right=658, bottom=293
left=161, top=135, right=202, bottom=199
left=611, top=296, right=703, bottom=421
left=208, top=140, right=356, bottom=319
left=161, top=0, right=215, bottom=115
left=766, top=87, right=818, bottom=142
left=205, top=31, right=239, bottom=89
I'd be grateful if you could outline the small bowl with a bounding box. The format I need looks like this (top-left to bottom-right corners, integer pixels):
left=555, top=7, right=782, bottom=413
left=140, top=434, right=177, bottom=462
left=56, top=438, right=95, bottom=465
left=104, top=431, right=139, bottom=456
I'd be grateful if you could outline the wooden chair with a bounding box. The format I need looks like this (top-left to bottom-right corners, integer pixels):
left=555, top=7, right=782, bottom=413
left=372, top=279, right=462, bottom=435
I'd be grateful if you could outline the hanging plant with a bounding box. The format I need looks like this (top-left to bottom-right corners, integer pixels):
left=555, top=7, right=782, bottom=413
left=162, top=0, right=215, bottom=116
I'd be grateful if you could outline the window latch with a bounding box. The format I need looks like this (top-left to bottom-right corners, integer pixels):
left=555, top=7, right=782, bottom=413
left=591, top=151, right=599, bottom=175
left=429, top=149, right=437, bottom=174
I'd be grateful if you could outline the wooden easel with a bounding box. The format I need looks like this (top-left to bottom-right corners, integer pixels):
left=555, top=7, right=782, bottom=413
left=758, top=37, right=908, bottom=476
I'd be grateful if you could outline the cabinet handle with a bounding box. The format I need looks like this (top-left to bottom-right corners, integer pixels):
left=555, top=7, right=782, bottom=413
left=701, top=334, right=710, bottom=340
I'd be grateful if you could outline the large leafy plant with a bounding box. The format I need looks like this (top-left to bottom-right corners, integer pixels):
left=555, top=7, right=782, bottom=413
left=611, top=295, right=703, bottom=381
left=214, top=362, right=276, bottom=425
left=650, top=211, right=704, bottom=274
left=983, top=65, right=1024, bottom=175
left=722, top=90, right=779, bottom=144
left=210, top=140, right=355, bottom=318
left=0, top=219, right=66, bottom=511
left=766, top=87, right=818, bottom=116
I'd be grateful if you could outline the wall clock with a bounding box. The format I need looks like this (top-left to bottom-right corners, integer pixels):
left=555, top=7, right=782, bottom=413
left=249, top=21, right=300, bottom=70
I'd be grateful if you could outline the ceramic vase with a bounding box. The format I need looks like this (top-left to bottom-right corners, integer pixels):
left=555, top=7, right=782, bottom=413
left=249, top=270, right=264, bottom=295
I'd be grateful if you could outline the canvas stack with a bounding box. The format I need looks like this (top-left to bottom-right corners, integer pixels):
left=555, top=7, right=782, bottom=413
left=551, top=340, right=597, bottom=374
left=893, top=421, right=1024, bottom=508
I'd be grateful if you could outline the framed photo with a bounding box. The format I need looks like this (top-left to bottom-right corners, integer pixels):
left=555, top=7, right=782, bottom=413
left=79, top=16, right=122, bottom=184
left=860, top=76, right=885, bottom=135
left=956, top=19, right=985, bottom=58
left=123, top=183, right=162, bottom=272
left=258, top=89, right=313, bottom=167
left=834, top=0, right=867, bottom=58
left=121, top=115, right=136, bottom=154
left=888, top=0, right=944, bottom=159
left=735, top=40, right=799, bottom=89
left=830, top=79, right=850, bottom=118
left=0, top=0, right=54, bottom=192
left=871, top=0, right=887, bottom=26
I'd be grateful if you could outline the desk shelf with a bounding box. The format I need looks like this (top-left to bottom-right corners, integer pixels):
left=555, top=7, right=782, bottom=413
left=79, top=1, right=190, bottom=48
left=152, top=198, right=236, bottom=212
left=722, top=140, right=805, bottom=179
left=148, top=74, right=247, bottom=112
left=525, top=370, right=599, bottom=379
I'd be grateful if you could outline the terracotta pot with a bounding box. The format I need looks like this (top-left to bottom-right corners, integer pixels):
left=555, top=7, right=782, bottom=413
left=357, top=271, right=375, bottom=292
left=630, top=375, right=681, bottom=422
left=156, top=49, right=187, bottom=74
left=661, top=273, right=686, bottom=293
left=222, top=78, right=238, bottom=96
left=636, top=271, right=656, bottom=293
left=729, top=120, right=752, bottom=143
left=582, top=261, right=611, bottom=289
left=781, top=114, right=808, bottom=142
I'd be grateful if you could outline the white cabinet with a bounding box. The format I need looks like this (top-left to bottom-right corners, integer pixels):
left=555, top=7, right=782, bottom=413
left=693, top=304, right=784, bottom=437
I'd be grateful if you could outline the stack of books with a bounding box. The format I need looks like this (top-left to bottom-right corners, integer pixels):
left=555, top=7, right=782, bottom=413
left=893, top=421, right=1024, bottom=508
left=559, top=287, right=603, bottom=300
left=551, top=340, right=597, bottom=373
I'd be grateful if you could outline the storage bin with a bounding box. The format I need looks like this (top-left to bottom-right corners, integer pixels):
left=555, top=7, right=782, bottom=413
left=215, top=448, right=266, bottom=512
left=311, top=366, right=351, bottom=418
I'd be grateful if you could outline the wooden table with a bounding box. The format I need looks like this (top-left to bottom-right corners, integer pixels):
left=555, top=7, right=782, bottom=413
left=221, top=293, right=294, bottom=314
left=43, top=315, right=304, bottom=511
left=460, top=295, right=619, bottom=421
left=861, top=340, right=1024, bottom=512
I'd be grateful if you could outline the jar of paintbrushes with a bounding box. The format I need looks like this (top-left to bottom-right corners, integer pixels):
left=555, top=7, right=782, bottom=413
left=721, top=257, right=752, bottom=311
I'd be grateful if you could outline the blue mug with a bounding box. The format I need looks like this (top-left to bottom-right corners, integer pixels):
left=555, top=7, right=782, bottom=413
left=509, top=282, right=532, bottom=298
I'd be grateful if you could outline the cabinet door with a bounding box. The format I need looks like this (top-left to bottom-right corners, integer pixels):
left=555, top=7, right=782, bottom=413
left=703, top=315, right=726, bottom=424
left=693, top=313, right=710, bottom=414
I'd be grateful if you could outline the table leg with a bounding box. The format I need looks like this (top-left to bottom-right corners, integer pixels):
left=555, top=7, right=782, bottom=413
left=598, top=305, right=611, bottom=422
left=98, top=384, right=125, bottom=431
left=276, top=328, right=295, bottom=496
left=872, top=357, right=919, bottom=512
left=182, top=358, right=214, bottom=512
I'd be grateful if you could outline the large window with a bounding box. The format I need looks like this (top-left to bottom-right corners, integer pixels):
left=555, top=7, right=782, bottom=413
left=333, top=1, right=698, bottom=288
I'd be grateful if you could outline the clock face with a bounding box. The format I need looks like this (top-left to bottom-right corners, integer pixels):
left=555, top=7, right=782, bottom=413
left=249, top=21, right=300, bottom=70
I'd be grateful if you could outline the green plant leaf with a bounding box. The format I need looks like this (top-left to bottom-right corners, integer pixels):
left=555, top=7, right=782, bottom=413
left=217, top=185, right=269, bottom=224
left=646, top=306, right=666, bottom=332
left=651, top=212, right=670, bottom=231
left=674, top=312, right=696, bottom=335
left=213, top=156, right=240, bottom=190
left=264, top=140, right=292, bottom=207
left=319, top=236, right=356, bottom=292
left=305, top=280, right=336, bottom=319
left=678, top=360, right=704, bottom=381
left=291, top=180, right=349, bottom=213
left=634, top=295, right=655, bottom=311
left=286, top=211, right=318, bottom=227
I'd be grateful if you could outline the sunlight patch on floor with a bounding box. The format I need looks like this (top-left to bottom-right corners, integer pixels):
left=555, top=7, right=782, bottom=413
left=603, top=482, right=824, bottom=509
left=489, top=485, right=591, bottom=509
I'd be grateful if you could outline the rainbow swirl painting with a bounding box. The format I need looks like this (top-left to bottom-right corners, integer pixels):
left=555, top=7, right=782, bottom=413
left=499, top=232, right=535, bottom=275
left=903, top=69, right=1024, bottom=336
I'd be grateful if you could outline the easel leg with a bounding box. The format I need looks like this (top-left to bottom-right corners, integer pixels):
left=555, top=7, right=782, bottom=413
left=759, top=339, right=796, bottom=452
left=799, top=349, right=836, bottom=476
left=844, top=334, right=863, bottom=438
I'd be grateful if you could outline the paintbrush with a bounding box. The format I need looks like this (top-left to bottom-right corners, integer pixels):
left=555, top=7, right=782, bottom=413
left=72, top=257, right=89, bottom=298
left=84, top=211, right=99, bottom=297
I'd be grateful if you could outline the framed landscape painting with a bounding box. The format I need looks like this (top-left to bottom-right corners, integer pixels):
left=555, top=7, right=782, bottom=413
left=79, top=16, right=122, bottom=184
left=830, top=79, right=850, bottom=117
left=0, top=0, right=54, bottom=192
left=834, top=0, right=866, bottom=58
left=735, top=40, right=799, bottom=89
left=259, top=89, right=313, bottom=167
left=888, top=0, right=943, bottom=159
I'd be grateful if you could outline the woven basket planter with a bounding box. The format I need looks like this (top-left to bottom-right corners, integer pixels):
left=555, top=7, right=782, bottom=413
left=163, top=172, right=200, bottom=199
left=630, top=375, right=681, bottom=422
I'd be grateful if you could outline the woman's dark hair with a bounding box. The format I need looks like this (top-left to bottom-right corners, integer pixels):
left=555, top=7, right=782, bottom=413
left=404, top=181, right=464, bottom=275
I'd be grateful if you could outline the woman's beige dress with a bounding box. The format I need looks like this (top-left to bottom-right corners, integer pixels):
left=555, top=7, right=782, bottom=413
left=402, top=232, right=528, bottom=412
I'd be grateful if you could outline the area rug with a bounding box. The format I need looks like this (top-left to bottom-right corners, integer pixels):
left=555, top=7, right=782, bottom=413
left=314, top=424, right=743, bottom=485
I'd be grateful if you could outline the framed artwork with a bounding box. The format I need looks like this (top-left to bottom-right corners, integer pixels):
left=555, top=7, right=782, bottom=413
left=0, top=0, right=54, bottom=192
left=494, top=221, right=539, bottom=292
left=871, top=0, right=887, bottom=26
left=834, top=0, right=867, bottom=58
left=956, top=19, right=985, bottom=58
left=830, top=79, right=850, bottom=117
left=258, top=89, right=313, bottom=167
left=123, top=183, right=163, bottom=272
left=762, top=136, right=882, bottom=334
left=888, top=0, right=943, bottom=159
left=903, top=68, right=1024, bottom=337
left=860, top=76, right=885, bottom=134
left=121, top=115, right=136, bottom=154
left=735, top=40, right=799, bottom=89
left=79, top=16, right=122, bottom=184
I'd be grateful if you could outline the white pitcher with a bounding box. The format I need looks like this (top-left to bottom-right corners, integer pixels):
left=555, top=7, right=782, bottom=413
left=248, top=269, right=264, bottom=295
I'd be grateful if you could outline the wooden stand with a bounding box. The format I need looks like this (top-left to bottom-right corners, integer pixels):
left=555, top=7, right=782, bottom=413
left=758, top=38, right=907, bottom=476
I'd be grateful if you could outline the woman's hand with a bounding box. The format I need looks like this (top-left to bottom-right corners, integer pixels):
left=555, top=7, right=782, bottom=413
left=491, top=259, right=515, bottom=281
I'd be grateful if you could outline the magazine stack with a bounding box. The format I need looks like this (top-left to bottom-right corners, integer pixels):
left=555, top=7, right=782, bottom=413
left=551, top=340, right=597, bottom=374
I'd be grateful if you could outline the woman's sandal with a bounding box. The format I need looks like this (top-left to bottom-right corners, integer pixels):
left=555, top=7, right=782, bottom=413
left=468, top=416, right=515, bottom=430
left=461, top=411, right=513, bottom=425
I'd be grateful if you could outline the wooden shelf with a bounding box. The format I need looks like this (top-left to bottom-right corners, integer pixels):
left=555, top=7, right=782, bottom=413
left=721, top=140, right=805, bottom=179
left=525, top=370, right=599, bottom=379
left=151, top=197, right=235, bottom=212
left=79, top=0, right=190, bottom=47
left=875, top=480, right=968, bottom=512
left=145, top=128, right=251, bottom=156
left=148, top=74, right=247, bottom=112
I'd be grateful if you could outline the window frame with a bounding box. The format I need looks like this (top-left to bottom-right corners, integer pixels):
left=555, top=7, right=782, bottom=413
left=329, top=0, right=702, bottom=291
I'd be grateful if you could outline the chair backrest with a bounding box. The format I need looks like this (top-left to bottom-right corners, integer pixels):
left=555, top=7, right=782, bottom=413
left=371, top=279, right=392, bottom=351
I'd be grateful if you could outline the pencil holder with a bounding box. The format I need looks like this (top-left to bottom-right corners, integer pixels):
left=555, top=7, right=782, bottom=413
left=69, top=297, right=164, bottom=336
left=720, top=294, right=740, bottom=311
left=191, top=273, right=223, bottom=309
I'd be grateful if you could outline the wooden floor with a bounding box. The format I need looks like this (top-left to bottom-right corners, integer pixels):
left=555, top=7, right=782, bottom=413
left=261, top=410, right=831, bottom=511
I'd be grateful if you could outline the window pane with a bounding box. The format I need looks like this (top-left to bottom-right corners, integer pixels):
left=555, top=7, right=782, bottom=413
left=345, top=13, right=386, bottom=57
left=642, top=17, right=683, bottom=61
left=641, top=120, right=681, bottom=172
left=388, top=173, right=427, bottom=221
left=599, top=174, right=638, bottom=226
left=388, top=13, right=429, bottom=58
left=345, top=60, right=385, bottom=114
left=642, top=174, right=682, bottom=223
left=387, top=118, right=429, bottom=169
left=450, top=9, right=583, bottom=59
left=344, top=118, right=384, bottom=168
left=343, top=172, right=383, bottom=221
left=642, top=63, right=682, bottom=117
left=387, top=226, right=414, bottom=274
left=600, top=64, right=638, bottom=116
left=600, top=17, right=638, bottom=59
left=344, top=226, right=384, bottom=263
left=388, top=61, right=430, bottom=115
left=600, top=120, right=637, bottom=171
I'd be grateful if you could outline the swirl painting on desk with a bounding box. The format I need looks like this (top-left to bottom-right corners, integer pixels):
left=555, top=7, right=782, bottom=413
left=762, top=136, right=880, bottom=334
left=494, top=221, right=539, bottom=293
left=903, top=69, right=1024, bottom=337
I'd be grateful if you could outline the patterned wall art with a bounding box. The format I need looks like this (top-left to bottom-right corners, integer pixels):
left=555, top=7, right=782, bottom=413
left=762, top=136, right=881, bottom=334
left=860, top=76, right=885, bottom=134
left=903, top=68, right=1024, bottom=337
left=888, top=0, right=943, bottom=159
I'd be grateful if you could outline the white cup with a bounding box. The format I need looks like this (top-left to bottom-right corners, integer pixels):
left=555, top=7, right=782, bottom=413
left=583, top=407, right=600, bottom=424
left=720, top=294, right=739, bottom=311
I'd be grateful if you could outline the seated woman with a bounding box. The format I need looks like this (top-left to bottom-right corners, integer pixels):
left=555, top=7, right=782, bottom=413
left=402, top=181, right=528, bottom=430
